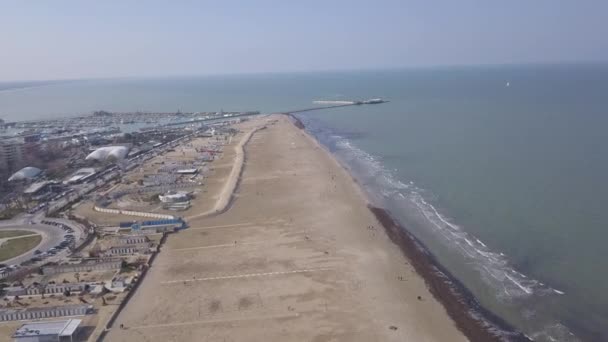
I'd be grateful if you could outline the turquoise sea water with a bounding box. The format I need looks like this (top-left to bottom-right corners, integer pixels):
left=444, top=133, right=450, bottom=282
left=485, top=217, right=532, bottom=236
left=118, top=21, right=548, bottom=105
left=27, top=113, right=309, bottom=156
left=1, top=65, right=607, bottom=340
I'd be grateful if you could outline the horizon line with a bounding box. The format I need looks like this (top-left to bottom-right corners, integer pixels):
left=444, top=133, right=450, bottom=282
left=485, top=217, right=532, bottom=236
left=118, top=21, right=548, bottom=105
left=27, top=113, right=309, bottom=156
left=1, top=60, right=607, bottom=84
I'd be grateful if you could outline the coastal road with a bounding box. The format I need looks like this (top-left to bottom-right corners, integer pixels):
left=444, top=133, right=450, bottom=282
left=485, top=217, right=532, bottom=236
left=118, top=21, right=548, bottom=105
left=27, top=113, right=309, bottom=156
left=0, top=224, right=66, bottom=265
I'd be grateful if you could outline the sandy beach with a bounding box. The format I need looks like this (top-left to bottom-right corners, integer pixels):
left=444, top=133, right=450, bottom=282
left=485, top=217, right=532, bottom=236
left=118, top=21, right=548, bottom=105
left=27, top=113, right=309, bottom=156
left=103, top=114, right=468, bottom=341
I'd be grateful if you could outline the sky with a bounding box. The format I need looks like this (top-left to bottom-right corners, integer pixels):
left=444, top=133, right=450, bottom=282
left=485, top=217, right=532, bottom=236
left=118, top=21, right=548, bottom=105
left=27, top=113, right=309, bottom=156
left=1, top=0, right=607, bottom=81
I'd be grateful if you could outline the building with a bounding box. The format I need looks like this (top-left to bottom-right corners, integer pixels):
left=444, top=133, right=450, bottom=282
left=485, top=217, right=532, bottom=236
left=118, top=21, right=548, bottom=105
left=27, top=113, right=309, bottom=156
left=116, top=235, right=149, bottom=245
left=114, top=234, right=150, bottom=245
left=85, top=146, right=129, bottom=162
left=23, top=134, right=42, bottom=143
left=0, top=139, right=24, bottom=175
left=158, top=191, right=191, bottom=203
left=110, top=276, right=133, bottom=289
left=4, top=283, right=93, bottom=297
left=163, top=201, right=191, bottom=211
left=103, top=244, right=154, bottom=256
left=176, top=168, right=198, bottom=175
left=23, top=181, right=56, bottom=200
left=159, top=191, right=192, bottom=210
left=63, top=168, right=96, bottom=185
left=3, top=286, right=27, bottom=297
left=42, top=259, right=122, bottom=276
left=8, top=166, right=42, bottom=182
left=13, top=319, right=82, bottom=342
left=0, top=305, right=91, bottom=322
left=38, top=283, right=92, bottom=295
left=130, top=218, right=186, bottom=233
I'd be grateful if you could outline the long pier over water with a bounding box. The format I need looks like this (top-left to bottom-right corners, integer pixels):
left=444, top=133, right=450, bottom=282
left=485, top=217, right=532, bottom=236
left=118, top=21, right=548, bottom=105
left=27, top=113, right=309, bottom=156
left=162, top=99, right=387, bottom=128
left=282, top=98, right=387, bottom=114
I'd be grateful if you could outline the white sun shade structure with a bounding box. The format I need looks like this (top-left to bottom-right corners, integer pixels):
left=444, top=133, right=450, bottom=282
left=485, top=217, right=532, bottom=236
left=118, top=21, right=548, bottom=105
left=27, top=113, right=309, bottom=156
left=85, top=146, right=130, bottom=162
left=8, top=166, right=42, bottom=181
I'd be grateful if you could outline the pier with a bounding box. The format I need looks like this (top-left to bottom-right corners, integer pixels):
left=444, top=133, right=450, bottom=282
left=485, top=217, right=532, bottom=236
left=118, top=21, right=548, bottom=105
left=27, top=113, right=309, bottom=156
left=281, top=98, right=388, bottom=115
left=161, top=98, right=388, bottom=128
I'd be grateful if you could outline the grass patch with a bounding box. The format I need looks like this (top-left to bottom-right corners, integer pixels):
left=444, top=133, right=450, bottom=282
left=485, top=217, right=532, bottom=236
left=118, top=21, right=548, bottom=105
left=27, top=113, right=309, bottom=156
left=0, top=230, right=34, bottom=239
left=0, top=235, right=42, bottom=262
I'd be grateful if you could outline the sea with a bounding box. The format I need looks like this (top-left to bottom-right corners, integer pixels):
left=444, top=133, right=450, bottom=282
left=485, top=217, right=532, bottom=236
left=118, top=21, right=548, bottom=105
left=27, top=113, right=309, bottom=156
left=1, top=64, right=607, bottom=341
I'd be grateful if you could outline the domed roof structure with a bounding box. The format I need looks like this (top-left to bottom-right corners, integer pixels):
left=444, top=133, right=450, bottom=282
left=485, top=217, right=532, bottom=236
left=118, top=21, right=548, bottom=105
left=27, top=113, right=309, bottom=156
left=85, top=146, right=130, bottom=162
left=8, top=166, right=42, bottom=182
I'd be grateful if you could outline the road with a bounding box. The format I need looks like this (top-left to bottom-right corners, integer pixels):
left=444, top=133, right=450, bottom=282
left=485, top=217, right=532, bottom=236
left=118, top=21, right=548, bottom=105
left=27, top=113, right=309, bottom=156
left=0, top=224, right=65, bottom=265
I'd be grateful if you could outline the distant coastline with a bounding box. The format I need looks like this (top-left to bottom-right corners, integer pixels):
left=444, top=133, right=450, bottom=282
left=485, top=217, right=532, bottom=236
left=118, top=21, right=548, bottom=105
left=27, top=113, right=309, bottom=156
left=0, top=79, right=74, bottom=93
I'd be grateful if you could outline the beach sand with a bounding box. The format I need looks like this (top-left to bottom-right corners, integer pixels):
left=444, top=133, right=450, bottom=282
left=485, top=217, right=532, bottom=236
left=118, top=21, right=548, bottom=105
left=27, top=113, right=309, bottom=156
left=103, top=114, right=467, bottom=341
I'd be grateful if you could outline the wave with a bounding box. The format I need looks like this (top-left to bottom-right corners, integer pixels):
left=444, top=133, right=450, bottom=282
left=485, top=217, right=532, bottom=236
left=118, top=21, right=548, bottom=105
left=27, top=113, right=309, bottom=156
left=332, top=135, right=555, bottom=300
left=298, top=114, right=577, bottom=341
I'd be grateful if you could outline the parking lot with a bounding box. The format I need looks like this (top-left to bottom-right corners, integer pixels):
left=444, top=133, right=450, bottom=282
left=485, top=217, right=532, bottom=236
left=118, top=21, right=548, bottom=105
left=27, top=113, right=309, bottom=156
left=0, top=224, right=64, bottom=268
left=0, top=219, right=85, bottom=275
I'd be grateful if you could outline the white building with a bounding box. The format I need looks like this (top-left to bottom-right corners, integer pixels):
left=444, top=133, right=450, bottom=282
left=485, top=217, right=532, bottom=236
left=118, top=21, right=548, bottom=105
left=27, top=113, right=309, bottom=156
left=158, top=191, right=191, bottom=203
left=13, top=319, right=81, bottom=342
left=8, top=166, right=42, bottom=182
left=85, top=146, right=129, bottom=162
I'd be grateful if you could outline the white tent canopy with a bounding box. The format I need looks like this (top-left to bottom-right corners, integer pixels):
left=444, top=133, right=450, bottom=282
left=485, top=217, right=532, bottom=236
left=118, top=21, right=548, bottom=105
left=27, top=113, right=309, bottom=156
left=86, top=146, right=129, bottom=162
left=8, top=166, right=42, bottom=181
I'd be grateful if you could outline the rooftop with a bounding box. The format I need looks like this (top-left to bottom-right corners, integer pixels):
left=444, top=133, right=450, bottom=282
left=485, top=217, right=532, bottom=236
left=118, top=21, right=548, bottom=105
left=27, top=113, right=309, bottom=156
left=23, top=180, right=52, bottom=194
left=86, top=145, right=129, bottom=162
left=13, top=319, right=82, bottom=338
left=176, top=168, right=198, bottom=174
left=64, top=167, right=96, bottom=183
left=8, top=166, right=42, bottom=182
left=0, top=304, right=91, bottom=316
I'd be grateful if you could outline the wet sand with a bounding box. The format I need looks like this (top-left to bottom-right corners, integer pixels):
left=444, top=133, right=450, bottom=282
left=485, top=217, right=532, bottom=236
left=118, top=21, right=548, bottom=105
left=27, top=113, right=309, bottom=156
left=104, top=114, right=467, bottom=341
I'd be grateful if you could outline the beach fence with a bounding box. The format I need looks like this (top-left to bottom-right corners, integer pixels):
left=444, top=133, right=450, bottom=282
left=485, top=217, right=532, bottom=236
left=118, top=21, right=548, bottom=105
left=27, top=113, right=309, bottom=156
left=110, top=183, right=197, bottom=200
left=93, top=206, right=175, bottom=220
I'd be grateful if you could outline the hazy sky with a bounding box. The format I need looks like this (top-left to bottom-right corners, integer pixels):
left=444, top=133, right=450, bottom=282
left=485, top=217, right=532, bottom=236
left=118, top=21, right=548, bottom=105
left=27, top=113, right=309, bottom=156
left=2, top=0, right=607, bottom=81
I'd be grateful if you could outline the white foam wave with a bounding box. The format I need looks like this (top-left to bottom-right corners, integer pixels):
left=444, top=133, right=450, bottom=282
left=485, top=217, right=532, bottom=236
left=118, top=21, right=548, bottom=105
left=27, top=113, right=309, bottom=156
left=329, top=132, right=563, bottom=301
left=300, top=115, right=577, bottom=342
left=409, top=190, right=560, bottom=299
left=505, top=274, right=533, bottom=294
left=530, top=323, right=580, bottom=342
